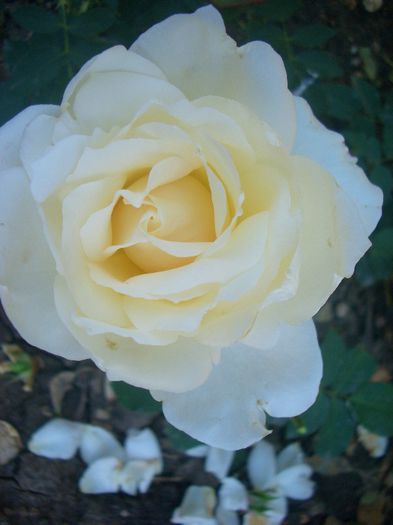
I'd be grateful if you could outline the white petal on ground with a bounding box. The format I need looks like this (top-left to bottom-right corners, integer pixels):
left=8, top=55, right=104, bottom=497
left=263, top=493, right=288, bottom=525
left=172, top=485, right=218, bottom=525
left=205, top=448, right=235, bottom=481
left=274, top=464, right=314, bottom=500
left=28, top=419, right=85, bottom=460
left=242, top=512, right=269, bottom=525
left=154, top=322, right=321, bottom=450
left=247, top=441, right=276, bottom=490
left=79, top=457, right=122, bottom=494
left=219, top=478, right=249, bottom=512
left=124, top=428, right=162, bottom=462
left=216, top=505, right=240, bottom=525
left=80, top=425, right=125, bottom=464
left=131, top=6, right=295, bottom=150
left=186, top=445, right=209, bottom=458
left=0, top=168, right=88, bottom=360
left=357, top=425, right=389, bottom=458
left=276, top=443, right=305, bottom=472
left=120, top=459, right=162, bottom=495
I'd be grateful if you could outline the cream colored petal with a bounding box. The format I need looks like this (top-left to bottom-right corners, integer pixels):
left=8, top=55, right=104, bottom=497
left=131, top=6, right=295, bottom=149
left=97, top=212, right=268, bottom=301
left=123, top=291, right=218, bottom=334
left=62, top=45, right=168, bottom=109
left=70, top=70, right=184, bottom=132
left=293, top=96, right=382, bottom=237
left=0, top=105, right=58, bottom=171
left=70, top=136, right=197, bottom=183
left=61, top=175, right=129, bottom=326
left=154, top=322, right=321, bottom=450
left=120, top=459, right=160, bottom=495
left=0, top=167, right=87, bottom=360
left=54, top=276, right=220, bottom=393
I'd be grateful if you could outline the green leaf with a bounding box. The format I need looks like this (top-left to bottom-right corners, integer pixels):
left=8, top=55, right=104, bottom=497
left=257, top=0, right=302, bottom=22
left=368, top=227, right=393, bottom=281
left=321, top=330, right=347, bottom=389
left=69, top=7, right=116, bottom=37
left=332, top=347, right=377, bottom=396
left=286, top=393, right=330, bottom=438
left=298, top=51, right=343, bottom=78
left=292, top=24, right=335, bottom=48
left=314, top=399, right=355, bottom=456
left=352, top=77, right=381, bottom=118
left=350, top=383, right=393, bottom=436
left=111, top=381, right=161, bottom=412
left=164, top=423, right=201, bottom=452
left=370, top=166, right=392, bottom=204
left=383, top=121, right=393, bottom=160
left=345, top=131, right=381, bottom=166
left=12, top=5, right=60, bottom=34
left=322, top=83, right=361, bottom=121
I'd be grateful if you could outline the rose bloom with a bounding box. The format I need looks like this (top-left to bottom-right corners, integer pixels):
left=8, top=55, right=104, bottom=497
left=0, top=7, right=382, bottom=449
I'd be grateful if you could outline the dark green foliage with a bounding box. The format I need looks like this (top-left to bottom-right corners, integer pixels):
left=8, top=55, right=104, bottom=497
left=164, top=423, right=201, bottom=451
left=350, top=383, right=393, bottom=436
left=111, top=381, right=161, bottom=412
left=285, top=330, right=391, bottom=456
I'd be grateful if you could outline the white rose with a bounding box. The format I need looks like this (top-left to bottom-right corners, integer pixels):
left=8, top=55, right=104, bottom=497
left=0, top=6, right=382, bottom=450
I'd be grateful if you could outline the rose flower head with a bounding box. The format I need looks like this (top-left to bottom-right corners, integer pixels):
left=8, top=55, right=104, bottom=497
left=0, top=6, right=382, bottom=450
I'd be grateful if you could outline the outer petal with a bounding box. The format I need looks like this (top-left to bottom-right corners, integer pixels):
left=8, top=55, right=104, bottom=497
left=131, top=6, right=295, bottom=150
left=0, top=104, right=58, bottom=171
left=219, top=477, right=249, bottom=512
left=205, top=448, right=235, bottom=481
left=154, top=322, right=321, bottom=450
left=0, top=167, right=88, bottom=360
left=293, top=96, right=382, bottom=246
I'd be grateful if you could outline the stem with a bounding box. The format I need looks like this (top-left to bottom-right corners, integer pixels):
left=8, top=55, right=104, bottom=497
left=59, top=0, right=73, bottom=79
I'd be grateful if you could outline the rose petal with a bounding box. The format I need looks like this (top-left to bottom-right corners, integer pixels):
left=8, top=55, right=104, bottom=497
left=154, top=321, right=321, bottom=450
left=0, top=168, right=88, bottom=360
left=171, top=485, right=217, bottom=525
left=247, top=441, right=276, bottom=490
left=132, top=6, right=295, bottom=150
left=80, top=425, right=125, bottom=464
left=28, top=418, right=84, bottom=459
left=205, top=448, right=235, bottom=481
left=274, top=464, right=314, bottom=500
left=293, top=96, right=382, bottom=237
left=124, top=428, right=161, bottom=462
left=219, top=477, right=249, bottom=512
left=0, top=105, right=57, bottom=171
left=79, top=457, right=122, bottom=494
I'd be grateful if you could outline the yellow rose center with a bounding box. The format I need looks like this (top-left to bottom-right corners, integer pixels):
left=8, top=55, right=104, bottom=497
left=111, top=174, right=215, bottom=273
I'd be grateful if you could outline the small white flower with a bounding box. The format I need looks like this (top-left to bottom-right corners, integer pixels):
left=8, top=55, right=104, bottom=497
left=172, top=485, right=217, bottom=525
left=357, top=425, right=388, bottom=458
